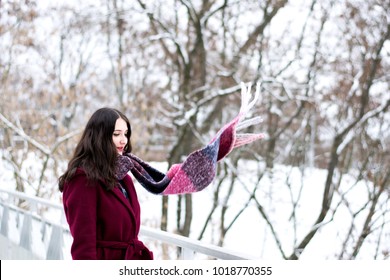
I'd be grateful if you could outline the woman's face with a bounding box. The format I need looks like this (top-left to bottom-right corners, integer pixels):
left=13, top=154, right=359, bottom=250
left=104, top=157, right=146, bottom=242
left=112, top=118, right=128, bottom=155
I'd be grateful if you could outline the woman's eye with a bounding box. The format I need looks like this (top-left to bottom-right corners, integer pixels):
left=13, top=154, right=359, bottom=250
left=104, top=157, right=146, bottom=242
left=113, top=133, right=120, bottom=137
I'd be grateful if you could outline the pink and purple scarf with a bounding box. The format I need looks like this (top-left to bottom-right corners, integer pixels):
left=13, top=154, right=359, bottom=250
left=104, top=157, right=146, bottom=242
left=116, top=83, right=264, bottom=195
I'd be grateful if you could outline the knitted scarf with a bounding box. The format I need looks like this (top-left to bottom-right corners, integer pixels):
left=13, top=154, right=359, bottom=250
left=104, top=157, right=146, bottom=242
left=115, top=83, right=264, bottom=195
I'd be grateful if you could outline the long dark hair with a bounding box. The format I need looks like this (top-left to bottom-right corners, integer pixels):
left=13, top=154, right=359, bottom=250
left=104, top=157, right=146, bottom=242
left=59, top=108, right=132, bottom=192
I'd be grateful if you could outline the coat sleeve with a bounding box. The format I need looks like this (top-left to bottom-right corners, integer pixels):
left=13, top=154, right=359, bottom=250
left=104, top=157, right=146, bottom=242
left=62, top=172, right=98, bottom=260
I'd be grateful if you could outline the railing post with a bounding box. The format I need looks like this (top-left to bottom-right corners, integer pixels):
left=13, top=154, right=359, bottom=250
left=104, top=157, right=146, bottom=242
left=1, top=204, right=9, bottom=237
left=19, top=212, right=33, bottom=251
left=46, top=224, right=64, bottom=260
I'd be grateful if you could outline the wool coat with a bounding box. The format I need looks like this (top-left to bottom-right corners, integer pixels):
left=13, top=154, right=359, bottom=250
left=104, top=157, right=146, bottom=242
left=62, top=168, right=153, bottom=260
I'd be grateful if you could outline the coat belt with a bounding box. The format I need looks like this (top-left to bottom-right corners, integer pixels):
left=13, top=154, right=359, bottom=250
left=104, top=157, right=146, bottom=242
left=97, top=239, right=153, bottom=259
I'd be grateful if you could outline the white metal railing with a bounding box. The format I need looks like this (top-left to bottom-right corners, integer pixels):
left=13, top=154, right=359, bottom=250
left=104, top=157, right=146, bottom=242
left=0, top=187, right=254, bottom=260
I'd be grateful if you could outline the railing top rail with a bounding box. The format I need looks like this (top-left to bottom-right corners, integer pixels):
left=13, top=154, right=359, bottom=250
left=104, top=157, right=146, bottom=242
left=140, top=227, right=255, bottom=260
left=0, top=187, right=62, bottom=210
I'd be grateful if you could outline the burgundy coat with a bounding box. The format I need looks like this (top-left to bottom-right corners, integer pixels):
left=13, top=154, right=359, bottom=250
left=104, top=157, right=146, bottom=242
left=62, top=168, right=153, bottom=260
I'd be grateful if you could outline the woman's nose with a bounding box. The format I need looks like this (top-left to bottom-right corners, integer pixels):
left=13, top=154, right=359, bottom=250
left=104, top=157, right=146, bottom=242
left=120, top=135, right=127, bottom=144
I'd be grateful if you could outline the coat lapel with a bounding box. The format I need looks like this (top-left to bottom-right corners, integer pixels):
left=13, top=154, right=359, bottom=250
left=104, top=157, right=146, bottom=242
left=99, top=176, right=140, bottom=231
left=111, top=186, right=136, bottom=216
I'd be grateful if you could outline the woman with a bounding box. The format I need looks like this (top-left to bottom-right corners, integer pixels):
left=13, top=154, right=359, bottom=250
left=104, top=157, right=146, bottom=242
left=59, top=108, right=153, bottom=260
left=59, top=83, right=263, bottom=260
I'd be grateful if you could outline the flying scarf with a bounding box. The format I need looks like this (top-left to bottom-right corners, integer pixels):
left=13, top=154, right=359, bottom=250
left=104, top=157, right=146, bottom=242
left=115, top=82, right=264, bottom=195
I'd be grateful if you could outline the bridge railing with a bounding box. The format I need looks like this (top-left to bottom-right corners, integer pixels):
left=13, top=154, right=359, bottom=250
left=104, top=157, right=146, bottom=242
left=0, top=187, right=254, bottom=260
